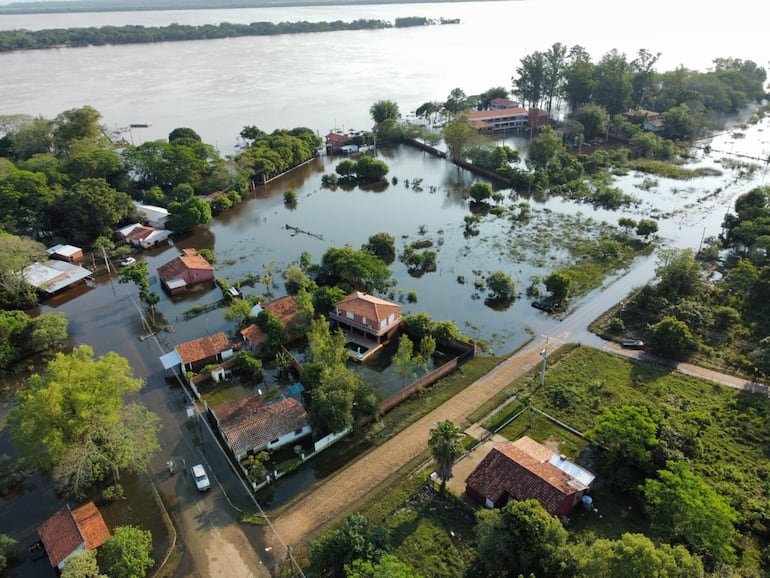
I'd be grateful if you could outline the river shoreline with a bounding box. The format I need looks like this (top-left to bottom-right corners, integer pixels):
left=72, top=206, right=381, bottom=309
left=0, top=0, right=512, bottom=16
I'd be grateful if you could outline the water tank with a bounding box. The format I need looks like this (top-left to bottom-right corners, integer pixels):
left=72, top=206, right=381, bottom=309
left=581, top=495, right=593, bottom=510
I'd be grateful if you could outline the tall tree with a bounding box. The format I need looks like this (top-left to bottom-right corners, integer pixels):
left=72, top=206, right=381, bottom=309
left=563, top=45, right=595, bottom=112
left=442, top=117, right=479, bottom=162
left=528, top=125, right=565, bottom=170
left=630, top=49, right=661, bottom=109
left=369, top=100, right=400, bottom=124
left=513, top=50, right=547, bottom=109
left=428, top=419, right=464, bottom=492
left=443, top=88, right=470, bottom=117
left=594, top=49, right=633, bottom=115
left=56, top=177, right=134, bottom=241
left=8, top=345, right=160, bottom=496
left=102, top=525, right=154, bottom=578
left=52, top=105, right=104, bottom=156
left=392, top=335, right=418, bottom=386
left=362, top=232, right=396, bottom=265
left=478, top=86, right=509, bottom=109
left=475, top=499, right=567, bottom=577
left=543, top=42, right=567, bottom=113
left=167, top=196, right=212, bottom=232
left=642, top=461, right=738, bottom=564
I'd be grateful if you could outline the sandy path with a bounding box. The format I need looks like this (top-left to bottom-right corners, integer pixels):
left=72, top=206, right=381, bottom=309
left=261, top=343, right=546, bottom=559
left=260, top=339, right=769, bottom=574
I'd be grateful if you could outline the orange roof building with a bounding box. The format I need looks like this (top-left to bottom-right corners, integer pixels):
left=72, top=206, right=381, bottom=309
left=38, top=502, right=111, bottom=570
left=173, top=331, right=233, bottom=372
left=210, top=395, right=311, bottom=460
left=157, top=248, right=215, bottom=295
left=240, top=296, right=299, bottom=349
left=328, top=291, right=401, bottom=343
left=465, top=436, right=595, bottom=517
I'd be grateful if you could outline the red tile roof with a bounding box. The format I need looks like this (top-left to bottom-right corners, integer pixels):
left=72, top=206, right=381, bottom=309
left=240, top=323, right=267, bottom=346
left=72, top=502, right=111, bottom=551
left=464, top=107, right=528, bottom=121
left=175, top=332, right=231, bottom=364
left=215, top=396, right=308, bottom=456
left=240, top=296, right=299, bottom=345
left=38, top=502, right=110, bottom=568
left=264, top=296, right=299, bottom=333
left=465, top=437, right=589, bottom=516
left=335, top=291, right=400, bottom=324
left=158, top=248, right=213, bottom=283
left=39, top=506, right=82, bottom=567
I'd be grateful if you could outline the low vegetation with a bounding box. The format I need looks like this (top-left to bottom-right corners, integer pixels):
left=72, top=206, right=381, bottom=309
left=303, top=345, right=770, bottom=576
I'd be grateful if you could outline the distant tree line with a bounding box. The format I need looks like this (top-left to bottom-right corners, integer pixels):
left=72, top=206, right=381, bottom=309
left=0, top=17, right=443, bottom=52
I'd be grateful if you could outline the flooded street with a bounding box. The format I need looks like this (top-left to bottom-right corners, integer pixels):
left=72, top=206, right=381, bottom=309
left=1, top=1, right=769, bottom=574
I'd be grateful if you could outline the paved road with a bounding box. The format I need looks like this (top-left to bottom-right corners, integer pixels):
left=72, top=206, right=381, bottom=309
left=143, top=371, right=272, bottom=578
left=109, top=295, right=274, bottom=578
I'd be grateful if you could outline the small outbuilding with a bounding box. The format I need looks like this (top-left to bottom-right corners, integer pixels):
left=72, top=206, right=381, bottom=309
left=37, top=501, right=111, bottom=571
left=46, top=244, right=84, bottom=263
left=115, top=223, right=173, bottom=249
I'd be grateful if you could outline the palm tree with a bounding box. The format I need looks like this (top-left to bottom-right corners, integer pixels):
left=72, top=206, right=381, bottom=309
left=428, top=420, right=465, bottom=493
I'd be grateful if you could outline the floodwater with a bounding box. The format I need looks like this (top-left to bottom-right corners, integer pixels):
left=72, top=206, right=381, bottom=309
left=1, top=0, right=768, bottom=153
left=0, top=1, right=769, bottom=571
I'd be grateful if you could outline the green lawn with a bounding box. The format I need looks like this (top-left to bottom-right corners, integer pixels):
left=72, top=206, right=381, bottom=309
left=353, top=345, right=770, bottom=575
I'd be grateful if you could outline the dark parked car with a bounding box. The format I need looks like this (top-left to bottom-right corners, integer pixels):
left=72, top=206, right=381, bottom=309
left=621, top=339, right=644, bottom=349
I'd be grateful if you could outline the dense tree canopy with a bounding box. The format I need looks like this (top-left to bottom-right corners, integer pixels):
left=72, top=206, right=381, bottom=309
left=642, top=460, right=738, bottom=564
left=7, top=345, right=160, bottom=497
left=475, top=499, right=567, bottom=577
left=309, top=513, right=390, bottom=578
left=101, top=525, right=154, bottom=578
left=315, top=246, right=393, bottom=294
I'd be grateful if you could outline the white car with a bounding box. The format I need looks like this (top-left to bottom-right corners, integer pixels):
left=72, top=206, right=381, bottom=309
left=192, top=464, right=211, bottom=492
left=121, top=257, right=137, bottom=266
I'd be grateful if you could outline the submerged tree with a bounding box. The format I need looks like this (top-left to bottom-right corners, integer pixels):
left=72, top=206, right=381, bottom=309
left=8, top=345, right=160, bottom=497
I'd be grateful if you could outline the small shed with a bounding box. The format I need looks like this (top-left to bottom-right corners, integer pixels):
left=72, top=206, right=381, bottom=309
left=38, top=502, right=111, bottom=571
left=47, top=244, right=84, bottom=263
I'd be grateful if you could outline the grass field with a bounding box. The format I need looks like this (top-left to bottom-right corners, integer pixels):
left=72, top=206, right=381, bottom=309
left=353, top=345, right=770, bottom=575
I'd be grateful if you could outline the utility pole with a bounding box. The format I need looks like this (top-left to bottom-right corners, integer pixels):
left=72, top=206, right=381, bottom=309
left=539, top=337, right=549, bottom=388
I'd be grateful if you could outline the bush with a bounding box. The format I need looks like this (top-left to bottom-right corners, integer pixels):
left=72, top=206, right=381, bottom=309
left=102, top=484, right=125, bottom=502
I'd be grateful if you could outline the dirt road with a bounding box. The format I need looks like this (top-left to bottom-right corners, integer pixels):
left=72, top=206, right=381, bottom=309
left=261, top=338, right=768, bottom=575
left=260, top=342, right=548, bottom=564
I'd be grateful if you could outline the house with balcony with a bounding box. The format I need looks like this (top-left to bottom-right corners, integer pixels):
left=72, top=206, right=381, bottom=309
left=329, top=291, right=401, bottom=345
left=464, top=107, right=530, bottom=133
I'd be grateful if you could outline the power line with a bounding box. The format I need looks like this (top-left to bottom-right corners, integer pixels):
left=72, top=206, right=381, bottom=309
left=126, top=292, right=306, bottom=577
